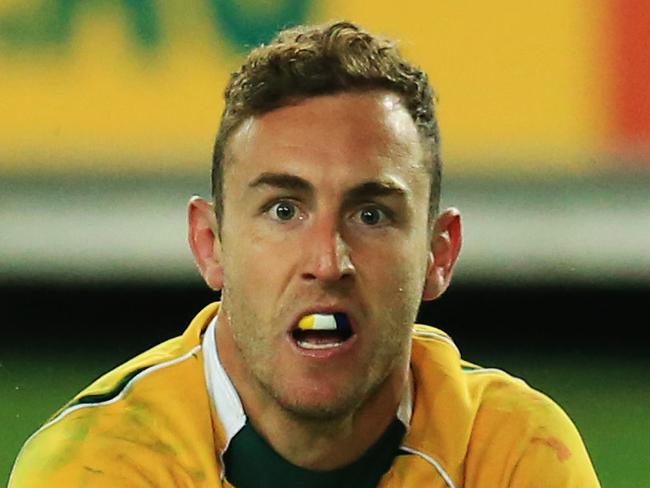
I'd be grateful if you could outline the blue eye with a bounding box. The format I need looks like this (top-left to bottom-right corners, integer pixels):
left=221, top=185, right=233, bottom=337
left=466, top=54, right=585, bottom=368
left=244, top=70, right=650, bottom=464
left=270, top=201, right=297, bottom=221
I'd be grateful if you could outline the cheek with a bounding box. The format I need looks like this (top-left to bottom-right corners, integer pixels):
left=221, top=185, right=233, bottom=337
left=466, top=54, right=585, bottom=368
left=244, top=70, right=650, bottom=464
left=220, top=236, right=292, bottom=309
left=356, top=236, right=428, bottom=283
left=221, top=223, right=269, bottom=271
left=222, top=253, right=265, bottom=296
left=224, top=219, right=292, bottom=264
left=376, top=251, right=430, bottom=312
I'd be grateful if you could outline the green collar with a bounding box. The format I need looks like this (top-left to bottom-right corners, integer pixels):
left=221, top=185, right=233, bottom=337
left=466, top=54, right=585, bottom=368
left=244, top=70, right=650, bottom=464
left=223, top=418, right=406, bottom=488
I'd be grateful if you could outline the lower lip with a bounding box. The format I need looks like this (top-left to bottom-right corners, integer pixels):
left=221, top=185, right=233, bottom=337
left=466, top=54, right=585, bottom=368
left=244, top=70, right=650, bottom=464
left=287, top=333, right=358, bottom=359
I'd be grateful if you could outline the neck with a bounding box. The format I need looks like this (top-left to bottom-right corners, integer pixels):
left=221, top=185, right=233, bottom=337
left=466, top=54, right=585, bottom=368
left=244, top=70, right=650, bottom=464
left=249, top=368, right=407, bottom=470
left=216, top=315, right=410, bottom=470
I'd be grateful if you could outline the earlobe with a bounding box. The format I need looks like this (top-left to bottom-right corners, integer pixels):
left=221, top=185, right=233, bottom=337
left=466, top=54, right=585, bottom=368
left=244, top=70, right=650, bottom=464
left=422, top=208, right=463, bottom=301
left=188, top=196, right=224, bottom=290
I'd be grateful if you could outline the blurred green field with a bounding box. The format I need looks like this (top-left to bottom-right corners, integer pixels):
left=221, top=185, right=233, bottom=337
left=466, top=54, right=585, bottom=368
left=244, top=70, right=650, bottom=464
left=2, top=349, right=648, bottom=486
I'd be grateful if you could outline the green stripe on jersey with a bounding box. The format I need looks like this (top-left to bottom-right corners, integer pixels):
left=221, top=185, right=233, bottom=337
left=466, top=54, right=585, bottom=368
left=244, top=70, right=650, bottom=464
left=461, top=363, right=483, bottom=371
left=71, top=367, right=150, bottom=407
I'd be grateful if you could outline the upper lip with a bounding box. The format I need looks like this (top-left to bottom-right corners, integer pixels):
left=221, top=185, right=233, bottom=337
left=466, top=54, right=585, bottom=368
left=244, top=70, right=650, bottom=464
left=289, top=305, right=357, bottom=333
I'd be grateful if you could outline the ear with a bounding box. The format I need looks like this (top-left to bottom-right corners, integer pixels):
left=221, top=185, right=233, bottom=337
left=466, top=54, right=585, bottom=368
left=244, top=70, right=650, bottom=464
left=188, top=196, right=224, bottom=290
left=422, top=208, right=462, bottom=301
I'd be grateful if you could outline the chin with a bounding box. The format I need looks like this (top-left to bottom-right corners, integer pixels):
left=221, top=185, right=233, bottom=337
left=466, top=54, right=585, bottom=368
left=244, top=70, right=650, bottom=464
left=270, top=383, right=364, bottom=422
left=278, top=397, right=360, bottom=422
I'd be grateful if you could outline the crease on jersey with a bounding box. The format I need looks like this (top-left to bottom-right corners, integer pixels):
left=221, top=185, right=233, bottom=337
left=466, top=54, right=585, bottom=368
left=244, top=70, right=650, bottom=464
left=8, top=344, right=203, bottom=487
left=412, top=327, right=460, bottom=356
left=398, top=445, right=458, bottom=488
left=415, top=328, right=512, bottom=379
left=463, top=367, right=510, bottom=375
left=461, top=364, right=529, bottom=386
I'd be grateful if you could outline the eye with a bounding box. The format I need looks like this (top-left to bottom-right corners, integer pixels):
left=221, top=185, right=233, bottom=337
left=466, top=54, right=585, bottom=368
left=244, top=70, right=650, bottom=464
left=268, top=201, right=298, bottom=221
left=357, top=206, right=387, bottom=226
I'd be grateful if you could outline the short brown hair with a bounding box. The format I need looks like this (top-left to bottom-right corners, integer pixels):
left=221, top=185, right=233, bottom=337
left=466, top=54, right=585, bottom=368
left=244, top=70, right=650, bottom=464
left=212, top=20, right=441, bottom=223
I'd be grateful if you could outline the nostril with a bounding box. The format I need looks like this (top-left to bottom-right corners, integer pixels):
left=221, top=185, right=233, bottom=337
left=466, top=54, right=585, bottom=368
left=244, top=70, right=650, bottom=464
left=301, top=272, right=318, bottom=281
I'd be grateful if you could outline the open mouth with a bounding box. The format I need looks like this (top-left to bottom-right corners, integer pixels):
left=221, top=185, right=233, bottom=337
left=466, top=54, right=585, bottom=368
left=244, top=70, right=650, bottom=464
left=291, top=312, right=355, bottom=350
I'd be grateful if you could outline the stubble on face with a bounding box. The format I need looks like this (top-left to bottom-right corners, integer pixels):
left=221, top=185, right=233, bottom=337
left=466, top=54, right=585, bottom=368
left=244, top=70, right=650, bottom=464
left=220, top=262, right=421, bottom=423
left=215, top=90, right=432, bottom=424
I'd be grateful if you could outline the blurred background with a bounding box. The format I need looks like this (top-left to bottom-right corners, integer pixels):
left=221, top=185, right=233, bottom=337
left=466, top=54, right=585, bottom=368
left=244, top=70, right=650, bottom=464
left=1, top=0, right=648, bottom=485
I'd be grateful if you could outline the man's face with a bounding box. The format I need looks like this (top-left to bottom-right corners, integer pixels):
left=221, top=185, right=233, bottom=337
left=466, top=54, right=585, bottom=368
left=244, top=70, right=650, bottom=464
left=217, top=90, right=435, bottom=419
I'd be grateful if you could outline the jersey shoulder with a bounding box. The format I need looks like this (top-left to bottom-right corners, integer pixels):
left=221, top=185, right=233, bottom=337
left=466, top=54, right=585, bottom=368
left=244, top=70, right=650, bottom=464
left=407, top=324, right=600, bottom=487
left=461, top=363, right=601, bottom=487
left=10, top=304, right=220, bottom=488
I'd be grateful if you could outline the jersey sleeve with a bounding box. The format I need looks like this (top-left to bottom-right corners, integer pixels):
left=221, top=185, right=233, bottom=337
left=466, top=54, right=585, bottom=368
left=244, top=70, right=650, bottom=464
left=507, top=399, right=601, bottom=487
left=9, top=421, right=162, bottom=488
left=10, top=413, right=224, bottom=488
left=463, top=372, right=601, bottom=488
left=9, top=371, right=223, bottom=487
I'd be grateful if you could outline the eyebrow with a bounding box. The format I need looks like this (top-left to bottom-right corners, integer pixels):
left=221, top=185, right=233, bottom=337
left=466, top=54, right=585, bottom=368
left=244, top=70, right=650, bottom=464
left=248, top=173, right=314, bottom=195
left=344, top=181, right=407, bottom=202
left=247, top=172, right=407, bottom=201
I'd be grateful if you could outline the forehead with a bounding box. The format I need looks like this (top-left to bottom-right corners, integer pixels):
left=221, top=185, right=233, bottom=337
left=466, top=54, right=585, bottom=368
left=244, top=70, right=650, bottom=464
left=225, top=90, right=426, bottom=185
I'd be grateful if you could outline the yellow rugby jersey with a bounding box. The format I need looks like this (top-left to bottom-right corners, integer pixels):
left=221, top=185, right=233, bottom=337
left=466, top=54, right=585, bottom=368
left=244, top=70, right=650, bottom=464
left=10, top=303, right=600, bottom=487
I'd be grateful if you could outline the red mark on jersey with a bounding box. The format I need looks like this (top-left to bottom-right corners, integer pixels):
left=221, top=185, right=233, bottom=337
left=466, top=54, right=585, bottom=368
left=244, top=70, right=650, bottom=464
left=531, top=436, right=572, bottom=462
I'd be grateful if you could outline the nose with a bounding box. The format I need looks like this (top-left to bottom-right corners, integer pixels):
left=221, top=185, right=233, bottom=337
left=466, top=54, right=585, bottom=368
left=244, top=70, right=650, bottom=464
left=301, top=217, right=355, bottom=283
